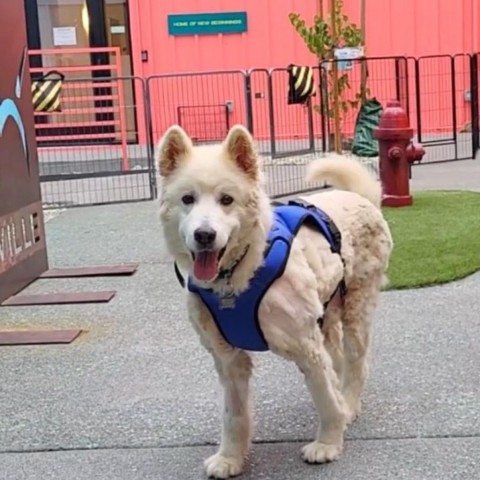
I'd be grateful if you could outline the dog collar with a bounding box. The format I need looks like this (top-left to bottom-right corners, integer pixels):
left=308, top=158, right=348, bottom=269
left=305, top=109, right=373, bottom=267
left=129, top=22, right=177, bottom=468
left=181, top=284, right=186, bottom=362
left=216, top=245, right=250, bottom=281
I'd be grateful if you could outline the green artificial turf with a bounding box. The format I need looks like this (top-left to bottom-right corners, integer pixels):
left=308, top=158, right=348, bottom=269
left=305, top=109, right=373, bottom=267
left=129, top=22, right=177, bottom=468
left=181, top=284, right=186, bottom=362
left=383, top=190, right=480, bottom=290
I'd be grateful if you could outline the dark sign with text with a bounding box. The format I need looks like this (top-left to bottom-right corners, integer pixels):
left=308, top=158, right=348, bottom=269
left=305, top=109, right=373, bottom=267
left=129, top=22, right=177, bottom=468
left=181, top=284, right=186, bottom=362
left=0, top=2, right=48, bottom=302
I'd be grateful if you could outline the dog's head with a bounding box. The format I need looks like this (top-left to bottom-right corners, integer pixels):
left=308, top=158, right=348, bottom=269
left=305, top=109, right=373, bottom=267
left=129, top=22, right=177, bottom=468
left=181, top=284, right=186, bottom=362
left=157, top=124, right=269, bottom=284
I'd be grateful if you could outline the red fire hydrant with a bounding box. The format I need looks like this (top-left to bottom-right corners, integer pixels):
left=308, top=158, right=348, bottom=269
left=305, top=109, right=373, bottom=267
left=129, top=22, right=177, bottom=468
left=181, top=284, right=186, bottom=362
left=374, top=100, right=425, bottom=207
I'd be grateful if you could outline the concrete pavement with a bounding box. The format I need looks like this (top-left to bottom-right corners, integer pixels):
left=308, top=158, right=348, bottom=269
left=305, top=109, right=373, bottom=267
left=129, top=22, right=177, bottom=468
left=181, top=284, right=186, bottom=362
left=1, top=163, right=479, bottom=479
left=411, top=158, right=480, bottom=192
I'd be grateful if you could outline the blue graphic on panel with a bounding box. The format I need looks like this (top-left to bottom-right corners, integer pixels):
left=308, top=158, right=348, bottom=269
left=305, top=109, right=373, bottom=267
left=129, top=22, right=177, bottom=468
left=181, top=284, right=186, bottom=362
left=0, top=47, right=30, bottom=173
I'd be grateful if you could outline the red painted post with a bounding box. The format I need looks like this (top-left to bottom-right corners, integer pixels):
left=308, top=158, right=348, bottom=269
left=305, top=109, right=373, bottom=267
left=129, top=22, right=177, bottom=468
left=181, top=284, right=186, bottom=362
left=374, top=100, right=425, bottom=207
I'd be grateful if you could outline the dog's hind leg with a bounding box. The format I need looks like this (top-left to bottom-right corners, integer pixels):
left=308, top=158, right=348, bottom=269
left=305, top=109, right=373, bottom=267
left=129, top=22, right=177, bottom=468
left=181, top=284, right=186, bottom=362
left=341, top=279, right=382, bottom=424
left=204, top=350, right=253, bottom=479
left=323, top=305, right=345, bottom=386
left=292, top=328, right=349, bottom=464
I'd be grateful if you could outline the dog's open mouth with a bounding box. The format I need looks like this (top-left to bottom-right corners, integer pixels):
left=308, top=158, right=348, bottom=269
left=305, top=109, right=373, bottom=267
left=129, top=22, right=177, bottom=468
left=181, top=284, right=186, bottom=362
left=191, top=247, right=226, bottom=282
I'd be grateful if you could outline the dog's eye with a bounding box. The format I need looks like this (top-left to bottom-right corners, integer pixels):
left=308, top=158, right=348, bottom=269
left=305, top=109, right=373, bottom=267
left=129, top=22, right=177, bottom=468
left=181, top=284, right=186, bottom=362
left=219, top=194, right=234, bottom=206
left=181, top=194, right=195, bottom=205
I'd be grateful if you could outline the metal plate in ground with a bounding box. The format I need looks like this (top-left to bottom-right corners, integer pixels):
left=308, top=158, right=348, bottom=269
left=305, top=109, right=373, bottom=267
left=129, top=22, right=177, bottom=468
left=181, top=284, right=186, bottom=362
left=39, top=263, right=138, bottom=278
left=1, top=291, right=116, bottom=306
left=0, top=329, right=82, bottom=346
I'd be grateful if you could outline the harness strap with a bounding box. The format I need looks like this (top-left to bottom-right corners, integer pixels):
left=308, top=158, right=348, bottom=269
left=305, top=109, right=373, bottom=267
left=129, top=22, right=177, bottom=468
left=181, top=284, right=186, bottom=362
left=317, top=280, right=346, bottom=329
left=175, top=201, right=347, bottom=294
left=174, top=200, right=348, bottom=343
left=286, top=199, right=342, bottom=255
left=174, top=262, right=185, bottom=288
left=283, top=199, right=347, bottom=329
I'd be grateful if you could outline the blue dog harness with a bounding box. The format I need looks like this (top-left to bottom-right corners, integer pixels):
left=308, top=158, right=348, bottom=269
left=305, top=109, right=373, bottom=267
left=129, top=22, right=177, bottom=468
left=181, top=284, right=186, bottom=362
left=174, top=200, right=346, bottom=352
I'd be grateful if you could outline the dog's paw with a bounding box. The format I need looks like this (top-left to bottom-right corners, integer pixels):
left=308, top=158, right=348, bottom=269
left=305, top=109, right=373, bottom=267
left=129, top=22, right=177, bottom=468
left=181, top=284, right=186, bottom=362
left=301, top=441, right=343, bottom=464
left=204, top=453, right=243, bottom=479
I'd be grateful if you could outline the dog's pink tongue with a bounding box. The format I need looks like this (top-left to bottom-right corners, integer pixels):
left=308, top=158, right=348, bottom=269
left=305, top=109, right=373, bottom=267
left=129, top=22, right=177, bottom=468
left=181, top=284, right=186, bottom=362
left=193, top=251, right=219, bottom=281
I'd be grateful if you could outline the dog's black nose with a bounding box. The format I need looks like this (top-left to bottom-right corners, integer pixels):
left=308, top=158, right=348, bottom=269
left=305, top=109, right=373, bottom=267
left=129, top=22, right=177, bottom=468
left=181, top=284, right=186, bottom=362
left=194, top=227, right=216, bottom=246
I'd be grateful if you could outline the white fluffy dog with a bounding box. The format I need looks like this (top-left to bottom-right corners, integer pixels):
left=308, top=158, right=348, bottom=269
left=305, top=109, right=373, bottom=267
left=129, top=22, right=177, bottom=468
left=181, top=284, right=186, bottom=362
left=157, top=124, right=393, bottom=478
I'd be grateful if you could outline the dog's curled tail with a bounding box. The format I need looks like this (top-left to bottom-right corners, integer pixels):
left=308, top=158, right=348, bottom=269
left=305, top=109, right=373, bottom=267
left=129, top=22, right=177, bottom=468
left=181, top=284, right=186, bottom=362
left=306, top=154, right=382, bottom=209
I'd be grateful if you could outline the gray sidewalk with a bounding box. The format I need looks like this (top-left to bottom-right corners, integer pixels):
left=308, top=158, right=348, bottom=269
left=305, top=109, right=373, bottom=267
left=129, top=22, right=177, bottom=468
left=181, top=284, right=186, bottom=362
left=411, top=158, right=480, bottom=191
left=1, top=162, right=479, bottom=480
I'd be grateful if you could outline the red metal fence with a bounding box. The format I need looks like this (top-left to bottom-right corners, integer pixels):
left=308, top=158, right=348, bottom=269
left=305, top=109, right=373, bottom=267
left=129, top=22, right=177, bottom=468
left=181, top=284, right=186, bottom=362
left=29, top=47, right=129, bottom=169
left=27, top=51, right=479, bottom=207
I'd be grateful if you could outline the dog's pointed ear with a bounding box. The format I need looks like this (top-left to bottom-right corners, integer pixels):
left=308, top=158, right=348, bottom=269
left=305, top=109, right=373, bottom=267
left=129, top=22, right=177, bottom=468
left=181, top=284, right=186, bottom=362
left=223, top=125, right=258, bottom=180
left=157, top=125, right=192, bottom=177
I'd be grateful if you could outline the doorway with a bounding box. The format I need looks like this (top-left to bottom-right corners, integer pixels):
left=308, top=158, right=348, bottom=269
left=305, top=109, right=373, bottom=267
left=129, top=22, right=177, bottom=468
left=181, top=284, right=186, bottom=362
left=24, top=0, right=136, bottom=144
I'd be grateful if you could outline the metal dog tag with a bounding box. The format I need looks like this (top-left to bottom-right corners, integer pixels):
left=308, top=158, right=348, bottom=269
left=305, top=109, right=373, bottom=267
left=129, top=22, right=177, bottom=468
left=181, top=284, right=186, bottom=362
left=219, top=287, right=236, bottom=310
left=219, top=295, right=236, bottom=309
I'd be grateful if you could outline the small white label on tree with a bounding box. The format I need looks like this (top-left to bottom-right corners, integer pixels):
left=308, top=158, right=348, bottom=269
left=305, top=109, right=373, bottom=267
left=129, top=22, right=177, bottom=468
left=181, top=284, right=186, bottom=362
left=334, top=46, right=365, bottom=60
left=53, top=27, right=77, bottom=46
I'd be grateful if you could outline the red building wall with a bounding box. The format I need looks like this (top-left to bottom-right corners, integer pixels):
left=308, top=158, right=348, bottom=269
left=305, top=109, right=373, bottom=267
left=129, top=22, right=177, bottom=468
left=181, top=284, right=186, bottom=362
left=129, top=0, right=476, bottom=144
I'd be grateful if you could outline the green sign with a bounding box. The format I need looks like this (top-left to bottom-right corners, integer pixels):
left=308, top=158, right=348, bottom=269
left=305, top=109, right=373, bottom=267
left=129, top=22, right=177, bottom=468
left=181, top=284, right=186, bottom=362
left=168, top=12, right=248, bottom=36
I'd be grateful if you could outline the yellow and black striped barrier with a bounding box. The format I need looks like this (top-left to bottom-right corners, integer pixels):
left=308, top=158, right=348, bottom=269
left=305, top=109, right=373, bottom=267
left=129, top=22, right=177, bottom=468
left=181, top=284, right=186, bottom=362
left=31, top=70, right=65, bottom=113
left=287, top=64, right=316, bottom=105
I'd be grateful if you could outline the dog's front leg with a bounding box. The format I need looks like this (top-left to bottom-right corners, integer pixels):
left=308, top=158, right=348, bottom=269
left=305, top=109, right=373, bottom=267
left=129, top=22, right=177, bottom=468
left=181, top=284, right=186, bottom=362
left=204, top=350, right=253, bottom=479
left=188, top=297, right=252, bottom=479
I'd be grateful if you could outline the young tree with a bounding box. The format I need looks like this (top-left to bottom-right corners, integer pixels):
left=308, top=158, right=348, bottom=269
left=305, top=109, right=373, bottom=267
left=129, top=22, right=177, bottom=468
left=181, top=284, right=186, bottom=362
left=289, top=0, right=366, bottom=152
